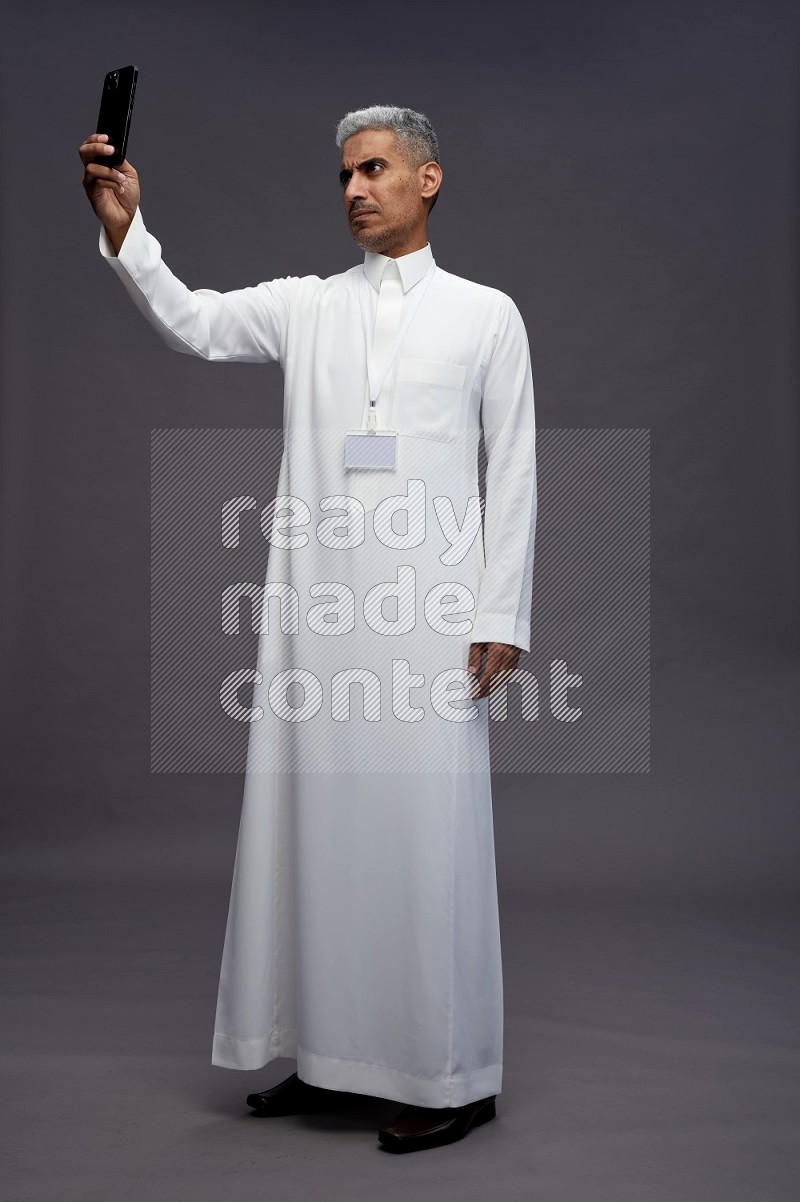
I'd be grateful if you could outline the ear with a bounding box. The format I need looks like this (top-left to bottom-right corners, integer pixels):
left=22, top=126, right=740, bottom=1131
left=419, top=160, right=442, bottom=204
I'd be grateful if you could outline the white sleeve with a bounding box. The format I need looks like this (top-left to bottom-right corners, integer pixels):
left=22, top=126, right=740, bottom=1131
left=471, top=292, right=538, bottom=653
left=98, top=207, right=297, bottom=364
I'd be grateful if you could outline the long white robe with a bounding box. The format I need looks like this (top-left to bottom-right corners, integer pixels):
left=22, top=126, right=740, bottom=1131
left=100, top=209, right=537, bottom=1107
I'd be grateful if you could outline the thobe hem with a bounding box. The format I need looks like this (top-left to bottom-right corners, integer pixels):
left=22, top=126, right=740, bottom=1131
left=211, top=1029, right=502, bottom=1108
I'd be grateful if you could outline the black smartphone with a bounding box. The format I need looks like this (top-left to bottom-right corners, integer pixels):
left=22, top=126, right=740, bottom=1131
left=92, top=65, right=138, bottom=166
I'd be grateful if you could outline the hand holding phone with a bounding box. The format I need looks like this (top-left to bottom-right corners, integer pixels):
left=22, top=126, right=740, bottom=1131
left=80, top=67, right=140, bottom=251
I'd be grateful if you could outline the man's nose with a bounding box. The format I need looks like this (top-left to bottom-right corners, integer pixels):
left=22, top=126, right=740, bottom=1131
left=343, top=173, right=367, bottom=205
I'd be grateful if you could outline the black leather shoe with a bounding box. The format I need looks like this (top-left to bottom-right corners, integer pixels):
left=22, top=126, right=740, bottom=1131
left=246, top=1072, right=347, bottom=1116
left=377, top=1095, right=496, bottom=1152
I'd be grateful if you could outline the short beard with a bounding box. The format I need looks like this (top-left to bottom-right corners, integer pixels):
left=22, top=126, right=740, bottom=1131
left=351, top=196, right=420, bottom=256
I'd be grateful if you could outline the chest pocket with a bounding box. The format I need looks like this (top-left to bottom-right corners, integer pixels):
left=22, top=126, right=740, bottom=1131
left=393, top=358, right=467, bottom=443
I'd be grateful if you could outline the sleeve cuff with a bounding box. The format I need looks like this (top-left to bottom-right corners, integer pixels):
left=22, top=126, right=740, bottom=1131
left=98, top=206, right=147, bottom=271
left=470, top=612, right=530, bottom=653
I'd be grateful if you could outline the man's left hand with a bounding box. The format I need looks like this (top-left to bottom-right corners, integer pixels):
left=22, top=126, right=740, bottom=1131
left=468, top=641, right=522, bottom=700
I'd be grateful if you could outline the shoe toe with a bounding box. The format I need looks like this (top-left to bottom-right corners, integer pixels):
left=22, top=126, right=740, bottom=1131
left=377, top=1097, right=496, bottom=1152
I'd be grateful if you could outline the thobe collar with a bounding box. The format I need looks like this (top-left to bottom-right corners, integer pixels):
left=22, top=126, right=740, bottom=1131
left=362, top=241, right=434, bottom=294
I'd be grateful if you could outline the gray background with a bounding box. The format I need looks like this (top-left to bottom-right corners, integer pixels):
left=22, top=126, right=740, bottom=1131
left=1, top=0, right=798, bottom=1198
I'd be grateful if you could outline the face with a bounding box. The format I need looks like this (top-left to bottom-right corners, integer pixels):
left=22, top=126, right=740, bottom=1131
left=339, top=128, right=440, bottom=256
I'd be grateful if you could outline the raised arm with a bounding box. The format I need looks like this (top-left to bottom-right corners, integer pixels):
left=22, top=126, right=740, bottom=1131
left=79, top=132, right=294, bottom=363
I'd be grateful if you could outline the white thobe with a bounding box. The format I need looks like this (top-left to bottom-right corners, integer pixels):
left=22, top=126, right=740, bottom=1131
left=99, top=208, right=537, bottom=1107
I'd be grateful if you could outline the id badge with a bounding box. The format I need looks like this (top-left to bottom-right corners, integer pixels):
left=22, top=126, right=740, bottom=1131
left=344, top=429, right=397, bottom=470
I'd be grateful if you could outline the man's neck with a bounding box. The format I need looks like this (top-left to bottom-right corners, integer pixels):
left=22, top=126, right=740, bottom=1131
left=377, top=231, right=429, bottom=259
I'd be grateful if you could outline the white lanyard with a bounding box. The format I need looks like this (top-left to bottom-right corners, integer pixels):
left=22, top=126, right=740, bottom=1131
left=358, top=259, right=437, bottom=427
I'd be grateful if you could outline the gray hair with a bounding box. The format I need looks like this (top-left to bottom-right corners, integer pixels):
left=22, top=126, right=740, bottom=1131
left=335, top=104, right=441, bottom=209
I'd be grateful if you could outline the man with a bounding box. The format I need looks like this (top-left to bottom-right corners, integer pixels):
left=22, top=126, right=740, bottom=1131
left=80, top=104, right=537, bottom=1154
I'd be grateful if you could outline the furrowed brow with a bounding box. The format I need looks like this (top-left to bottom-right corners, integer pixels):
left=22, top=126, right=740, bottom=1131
left=338, top=157, right=389, bottom=184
